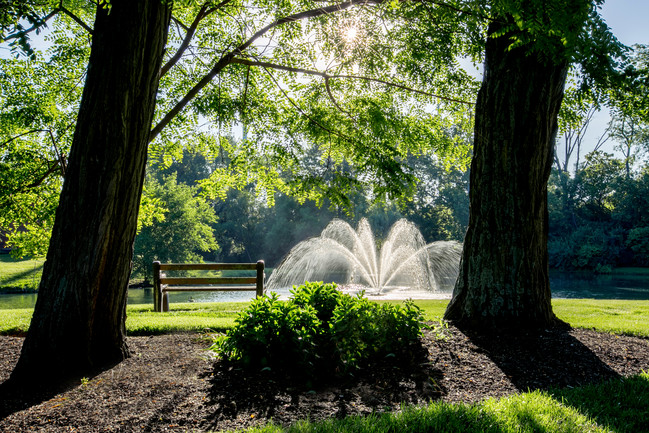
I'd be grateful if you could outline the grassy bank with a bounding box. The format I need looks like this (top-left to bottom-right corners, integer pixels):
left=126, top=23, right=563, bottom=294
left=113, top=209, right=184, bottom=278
left=0, top=255, right=44, bottom=292
left=1, top=298, right=648, bottom=338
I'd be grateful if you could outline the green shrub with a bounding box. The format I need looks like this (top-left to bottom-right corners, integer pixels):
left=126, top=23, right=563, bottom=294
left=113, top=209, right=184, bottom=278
left=290, top=281, right=342, bottom=326
left=212, top=292, right=320, bottom=375
left=211, top=282, right=425, bottom=380
left=626, top=226, right=649, bottom=265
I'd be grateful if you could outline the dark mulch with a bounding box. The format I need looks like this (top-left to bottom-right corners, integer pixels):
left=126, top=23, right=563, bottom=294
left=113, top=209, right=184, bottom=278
left=1, top=325, right=648, bottom=432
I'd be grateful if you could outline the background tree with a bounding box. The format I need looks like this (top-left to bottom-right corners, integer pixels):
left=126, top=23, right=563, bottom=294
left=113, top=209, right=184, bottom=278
left=547, top=44, right=649, bottom=272
left=132, top=174, right=218, bottom=283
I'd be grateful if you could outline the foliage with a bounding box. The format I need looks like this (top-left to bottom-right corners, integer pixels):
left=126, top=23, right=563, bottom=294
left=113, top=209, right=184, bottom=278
left=330, top=293, right=423, bottom=371
left=548, top=225, right=621, bottom=271
left=212, top=292, right=322, bottom=377
left=625, top=227, right=649, bottom=266
left=290, top=281, right=342, bottom=325
left=212, top=282, right=424, bottom=380
left=132, top=174, right=218, bottom=282
left=1, top=0, right=480, bottom=261
left=0, top=16, right=90, bottom=257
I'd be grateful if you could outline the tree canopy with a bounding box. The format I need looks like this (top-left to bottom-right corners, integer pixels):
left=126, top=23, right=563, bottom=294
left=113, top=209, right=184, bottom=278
left=3, top=0, right=642, bottom=259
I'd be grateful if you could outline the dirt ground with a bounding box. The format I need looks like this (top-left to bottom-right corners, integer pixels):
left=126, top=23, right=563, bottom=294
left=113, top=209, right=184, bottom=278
left=1, top=325, right=648, bottom=432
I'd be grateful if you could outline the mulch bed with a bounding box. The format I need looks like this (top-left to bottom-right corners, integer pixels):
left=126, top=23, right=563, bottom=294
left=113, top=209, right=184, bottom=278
left=1, top=325, right=648, bottom=432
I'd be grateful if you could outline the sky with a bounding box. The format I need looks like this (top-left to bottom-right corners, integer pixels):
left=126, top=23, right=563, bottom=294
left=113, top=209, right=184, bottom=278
left=600, top=0, right=649, bottom=47
left=574, top=0, right=649, bottom=162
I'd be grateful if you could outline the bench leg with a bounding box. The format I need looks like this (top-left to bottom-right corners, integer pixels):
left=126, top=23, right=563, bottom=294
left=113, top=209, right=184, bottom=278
left=162, top=292, right=169, bottom=312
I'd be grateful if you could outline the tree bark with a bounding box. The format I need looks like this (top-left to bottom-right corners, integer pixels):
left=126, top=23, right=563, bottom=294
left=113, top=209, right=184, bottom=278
left=13, top=0, right=171, bottom=378
left=444, top=22, right=569, bottom=330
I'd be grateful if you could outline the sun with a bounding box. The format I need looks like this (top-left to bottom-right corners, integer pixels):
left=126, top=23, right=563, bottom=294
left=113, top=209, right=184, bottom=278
left=344, top=25, right=358, bottom=44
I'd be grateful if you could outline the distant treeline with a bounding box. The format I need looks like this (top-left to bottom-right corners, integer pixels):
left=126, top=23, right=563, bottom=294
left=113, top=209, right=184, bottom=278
left=132, top=146, right=649, bottom=282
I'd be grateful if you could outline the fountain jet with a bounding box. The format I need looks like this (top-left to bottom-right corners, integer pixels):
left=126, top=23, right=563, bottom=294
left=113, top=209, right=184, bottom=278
left=267, top=218, right=461, bottom=294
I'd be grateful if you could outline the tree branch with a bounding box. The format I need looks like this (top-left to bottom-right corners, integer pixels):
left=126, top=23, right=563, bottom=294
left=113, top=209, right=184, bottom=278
left=231, top=58, right=474, bottom=104
left=149, top=0, right=379, bottom=142
left=26, top=160, right=63, bottom=189
left=1, top=129, right=51, bottom=148
left=161, top=1, right=233, bottom=77
left=2, top=10, right=58, bottom=42
left=325, top=76, right=353, bottom=116
left=261, top=65, right=355, bottom=143
left=59, top=5, right=93, bottom=34
left=171, top=16, right=189, bottom=33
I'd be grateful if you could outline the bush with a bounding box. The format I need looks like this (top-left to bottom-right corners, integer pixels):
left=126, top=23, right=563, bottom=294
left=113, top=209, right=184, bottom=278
left=626, top=226, right=649, bottom=266
left=211, top=282, right=425, bottom=380
left=212, top=292, right=321, bottom=375
left=548, top=224, right=623, bottom=270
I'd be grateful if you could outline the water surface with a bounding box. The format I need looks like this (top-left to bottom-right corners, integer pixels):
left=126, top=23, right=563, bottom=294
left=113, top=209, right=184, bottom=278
left=1, top=270, right=648, bottom=309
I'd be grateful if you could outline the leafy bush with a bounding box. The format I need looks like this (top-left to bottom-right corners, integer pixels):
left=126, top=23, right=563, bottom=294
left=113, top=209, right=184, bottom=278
left=626, top=226, right=649, bottom=266
left=548, top=224, right=622, bottom=270
left=290, top=281, right=342, bottom=325
left=211, top=282, right=424, bottom=380
left=212, top=292, right=320, bottom=376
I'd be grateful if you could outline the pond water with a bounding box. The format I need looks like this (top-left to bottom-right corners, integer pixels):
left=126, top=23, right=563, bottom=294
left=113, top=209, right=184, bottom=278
left=1, top=271, right=648, bottom=310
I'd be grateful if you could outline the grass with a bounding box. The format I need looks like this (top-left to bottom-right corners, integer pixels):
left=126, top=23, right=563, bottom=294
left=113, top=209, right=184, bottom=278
left=2, top=298, right=649, bottom=338
left=1, top=297, right=648, bottom=433
left=0, top=254, right=44, bottom=292
left=552, top=299, right=649, bottom=337
left=0, top=302, right=250, bottom=336
left=126, top=302, right=247, bottom=334
left=0, top=308, right=34, bottom=335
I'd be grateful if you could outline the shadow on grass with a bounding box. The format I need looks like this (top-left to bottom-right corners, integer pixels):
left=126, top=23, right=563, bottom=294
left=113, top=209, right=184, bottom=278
left=0, top=262, right=44, bottom=290
left=551, top=373, right=649, bottom=433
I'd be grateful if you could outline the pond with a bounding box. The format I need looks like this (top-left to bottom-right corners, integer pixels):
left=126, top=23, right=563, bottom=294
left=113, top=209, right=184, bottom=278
left=1, top=270, right=648, bottom=310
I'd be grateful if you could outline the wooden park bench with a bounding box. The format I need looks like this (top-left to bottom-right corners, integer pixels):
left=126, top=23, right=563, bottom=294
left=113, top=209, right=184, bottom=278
left=152, top=260, right=265, bottom=312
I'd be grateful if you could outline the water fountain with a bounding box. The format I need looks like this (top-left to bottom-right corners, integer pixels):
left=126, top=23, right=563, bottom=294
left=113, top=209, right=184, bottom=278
left=266, top=218, right=461, bottom=296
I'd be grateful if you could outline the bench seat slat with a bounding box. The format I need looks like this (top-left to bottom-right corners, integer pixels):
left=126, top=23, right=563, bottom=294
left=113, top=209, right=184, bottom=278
left=161, top=285, right=258, bottom=292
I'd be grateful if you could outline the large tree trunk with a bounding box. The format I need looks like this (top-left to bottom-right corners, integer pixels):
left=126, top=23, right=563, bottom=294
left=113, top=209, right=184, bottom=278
left=13, top=1, right=171, bottom=378
left=444, top=22, right=569, bottom=330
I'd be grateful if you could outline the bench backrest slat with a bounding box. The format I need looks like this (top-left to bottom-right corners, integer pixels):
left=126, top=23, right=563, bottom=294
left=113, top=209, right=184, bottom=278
left=159, top=276, right=258, bottom=286
left=159, top=263, right=259, bottom=271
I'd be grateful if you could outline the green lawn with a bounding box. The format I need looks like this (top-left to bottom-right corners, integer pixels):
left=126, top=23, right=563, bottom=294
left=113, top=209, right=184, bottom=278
left=552, top=298, right=649, bottom=337
left=1, top=298, right=648, bottom=433
left=2, top=298, right=649, bottom=338
left=0, top=254, right=45, bottom=292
